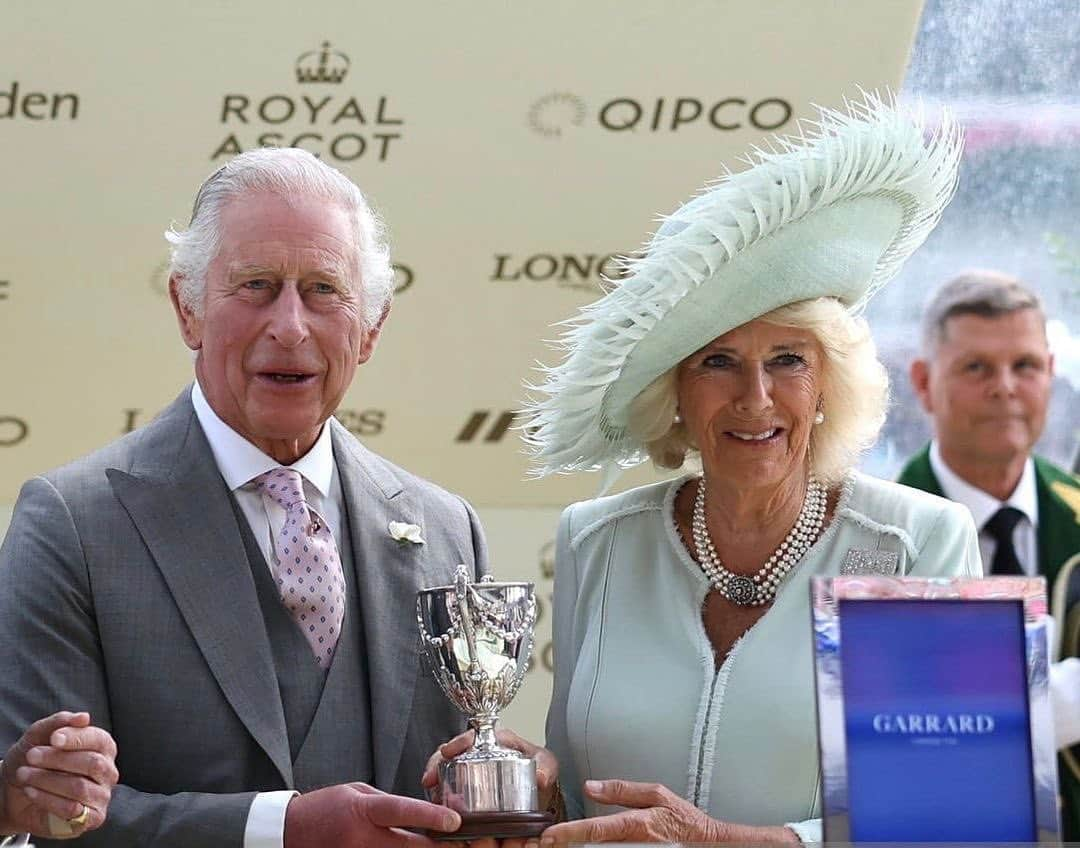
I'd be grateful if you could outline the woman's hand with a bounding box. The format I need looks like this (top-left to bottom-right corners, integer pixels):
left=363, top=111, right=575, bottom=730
left=0, top=711, right=118, bottom=839
left=421, top=728, right=558, bottom=809
left=539, top=779, right=798, bottom=844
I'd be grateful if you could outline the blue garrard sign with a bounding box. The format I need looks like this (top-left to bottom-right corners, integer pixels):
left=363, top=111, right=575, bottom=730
left=812, top=577, right=1060, bottom=843
left=870, top=712, right=996, bottom=735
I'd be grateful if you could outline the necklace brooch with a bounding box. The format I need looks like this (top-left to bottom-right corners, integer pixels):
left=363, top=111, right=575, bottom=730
left=691, top=475, right=826, bottom=606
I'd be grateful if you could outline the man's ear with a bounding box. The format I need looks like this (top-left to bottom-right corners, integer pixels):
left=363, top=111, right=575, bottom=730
left=169, top=275, right=203, bottom=351
left=910, top=358, right=933, bottom=413
left=358, top=300, right=392, bottom=364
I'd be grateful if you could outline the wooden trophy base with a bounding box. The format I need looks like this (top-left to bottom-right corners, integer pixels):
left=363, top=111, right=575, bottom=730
left=432, top=810, right=556, bottom=840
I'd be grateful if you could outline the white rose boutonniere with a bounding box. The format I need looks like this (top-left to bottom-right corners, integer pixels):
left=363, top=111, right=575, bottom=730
left=388, top=521, right=425, bottom=545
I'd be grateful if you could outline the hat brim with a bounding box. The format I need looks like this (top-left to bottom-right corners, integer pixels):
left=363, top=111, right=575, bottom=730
left=603, top=195, right=902, bottom=430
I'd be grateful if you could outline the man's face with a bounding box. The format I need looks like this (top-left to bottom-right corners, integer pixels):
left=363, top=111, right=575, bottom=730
left=170, top=191, right=384, bottom=461
left=911, top=309, right=1053, bottom=466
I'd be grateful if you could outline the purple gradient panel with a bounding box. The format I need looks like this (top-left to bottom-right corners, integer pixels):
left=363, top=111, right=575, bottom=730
left=838, top=599, right=1034, bottom=841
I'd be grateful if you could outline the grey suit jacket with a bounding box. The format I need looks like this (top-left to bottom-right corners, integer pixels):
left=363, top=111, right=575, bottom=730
left=0, top=390, right=488, bottom=847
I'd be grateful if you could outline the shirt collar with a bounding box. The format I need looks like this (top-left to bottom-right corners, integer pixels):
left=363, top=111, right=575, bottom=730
left=929, top=440, right=1039, bottom=530
left=191, top=381, right=335, bottom=497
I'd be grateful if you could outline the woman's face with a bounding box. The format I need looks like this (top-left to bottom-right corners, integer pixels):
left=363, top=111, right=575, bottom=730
left=676, top=318, right=824, bottom=490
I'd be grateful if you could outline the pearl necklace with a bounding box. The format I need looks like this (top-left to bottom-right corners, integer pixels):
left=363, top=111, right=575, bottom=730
left=691, top=474, right=826, bottom=606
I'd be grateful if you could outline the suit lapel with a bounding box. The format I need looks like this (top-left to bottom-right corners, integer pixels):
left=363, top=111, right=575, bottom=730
left=108, top=392, right=293, bottom=786
left=331, top=423, right=431, bottom=790
left=1035, top=459, right=1080, bottom=589
left=896, top=445, right=944, bottom=497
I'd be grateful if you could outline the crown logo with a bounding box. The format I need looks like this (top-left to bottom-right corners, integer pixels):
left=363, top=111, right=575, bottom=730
left=295, top=41, right=350, bottom=84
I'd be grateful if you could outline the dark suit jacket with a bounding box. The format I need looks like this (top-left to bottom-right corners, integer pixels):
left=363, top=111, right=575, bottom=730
left=898, top=444, right=1080, bottom=839
left=0, top=390, right=488, bottom=847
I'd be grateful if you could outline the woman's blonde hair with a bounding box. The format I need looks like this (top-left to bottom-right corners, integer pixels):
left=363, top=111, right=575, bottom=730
left=628, top=298, right=889, bottom=485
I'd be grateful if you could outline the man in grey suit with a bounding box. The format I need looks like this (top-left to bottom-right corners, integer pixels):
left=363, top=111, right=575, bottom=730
left=0, top=148, right=485, bottom=846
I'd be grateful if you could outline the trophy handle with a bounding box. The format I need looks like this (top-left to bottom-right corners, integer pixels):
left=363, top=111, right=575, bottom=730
left=454, top=567, right=485, bottom=683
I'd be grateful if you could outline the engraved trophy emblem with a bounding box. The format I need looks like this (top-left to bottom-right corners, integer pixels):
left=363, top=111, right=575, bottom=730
left=416, top=565, right=554, bottom=838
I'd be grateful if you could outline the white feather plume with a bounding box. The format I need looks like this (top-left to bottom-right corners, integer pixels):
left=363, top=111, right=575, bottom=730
left=522, top=91, right=963, bottom=477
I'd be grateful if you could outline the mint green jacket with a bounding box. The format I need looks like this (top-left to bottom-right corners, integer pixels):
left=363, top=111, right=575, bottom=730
left=548, top=471, right=979, bottom=842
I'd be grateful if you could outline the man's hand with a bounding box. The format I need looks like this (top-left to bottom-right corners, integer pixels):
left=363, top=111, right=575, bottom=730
left=1, top=711, right=118, bottom=839
left=283, top=783, right=461, bottom=848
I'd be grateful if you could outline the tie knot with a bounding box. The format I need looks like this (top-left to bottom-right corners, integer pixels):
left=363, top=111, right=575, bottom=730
left=253, top=467, right=308, bottom=512
left=984, top=506, right=1025, bottom=543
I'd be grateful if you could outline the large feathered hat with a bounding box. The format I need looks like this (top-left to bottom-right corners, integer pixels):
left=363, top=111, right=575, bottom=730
left=524, top=92, right=963, bottom=477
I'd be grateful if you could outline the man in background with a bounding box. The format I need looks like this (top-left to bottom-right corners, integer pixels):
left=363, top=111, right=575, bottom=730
left=899, top=269, right=1080, bottom=838
left=0, top=148, right=481, bottom=847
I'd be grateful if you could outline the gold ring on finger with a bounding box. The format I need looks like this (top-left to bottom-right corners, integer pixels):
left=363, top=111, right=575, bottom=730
left=66, top=803, right=90, bottom=827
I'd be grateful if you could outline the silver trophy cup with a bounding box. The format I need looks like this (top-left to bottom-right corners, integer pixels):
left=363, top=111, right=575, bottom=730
left=416, top=565, right=552, bottom=838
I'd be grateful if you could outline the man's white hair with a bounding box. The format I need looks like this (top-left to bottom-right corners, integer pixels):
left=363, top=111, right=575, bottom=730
left=629, top=297, right=890, bottom=486
left=165, top=147, right=393, bottom=327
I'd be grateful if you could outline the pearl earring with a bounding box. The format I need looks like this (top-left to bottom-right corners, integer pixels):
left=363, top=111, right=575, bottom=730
left=673, top=412, right=683, bottom=424
left=814, top=410, right=825, bottom=425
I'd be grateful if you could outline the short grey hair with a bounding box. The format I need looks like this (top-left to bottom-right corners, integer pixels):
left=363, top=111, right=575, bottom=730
left=165, top=147, right=394, bottom=328
left=627, top=298, right=890, bottom=486
left=921, top=270, right=1045, bottom=355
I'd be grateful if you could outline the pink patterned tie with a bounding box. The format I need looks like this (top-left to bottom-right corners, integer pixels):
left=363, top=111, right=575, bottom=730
left=253, top=468, right=345, bottom=668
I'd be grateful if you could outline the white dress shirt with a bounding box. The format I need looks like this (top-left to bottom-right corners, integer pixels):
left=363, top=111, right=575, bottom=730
left=192, top=382, right=345, bottom=848
left=929, top=441, right=1080, bottom=749
left=930, top=441, right=1038, bottom=575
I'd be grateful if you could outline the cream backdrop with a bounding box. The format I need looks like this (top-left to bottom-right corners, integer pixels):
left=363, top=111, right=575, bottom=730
left=0, top=0, right=924, bottom=741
